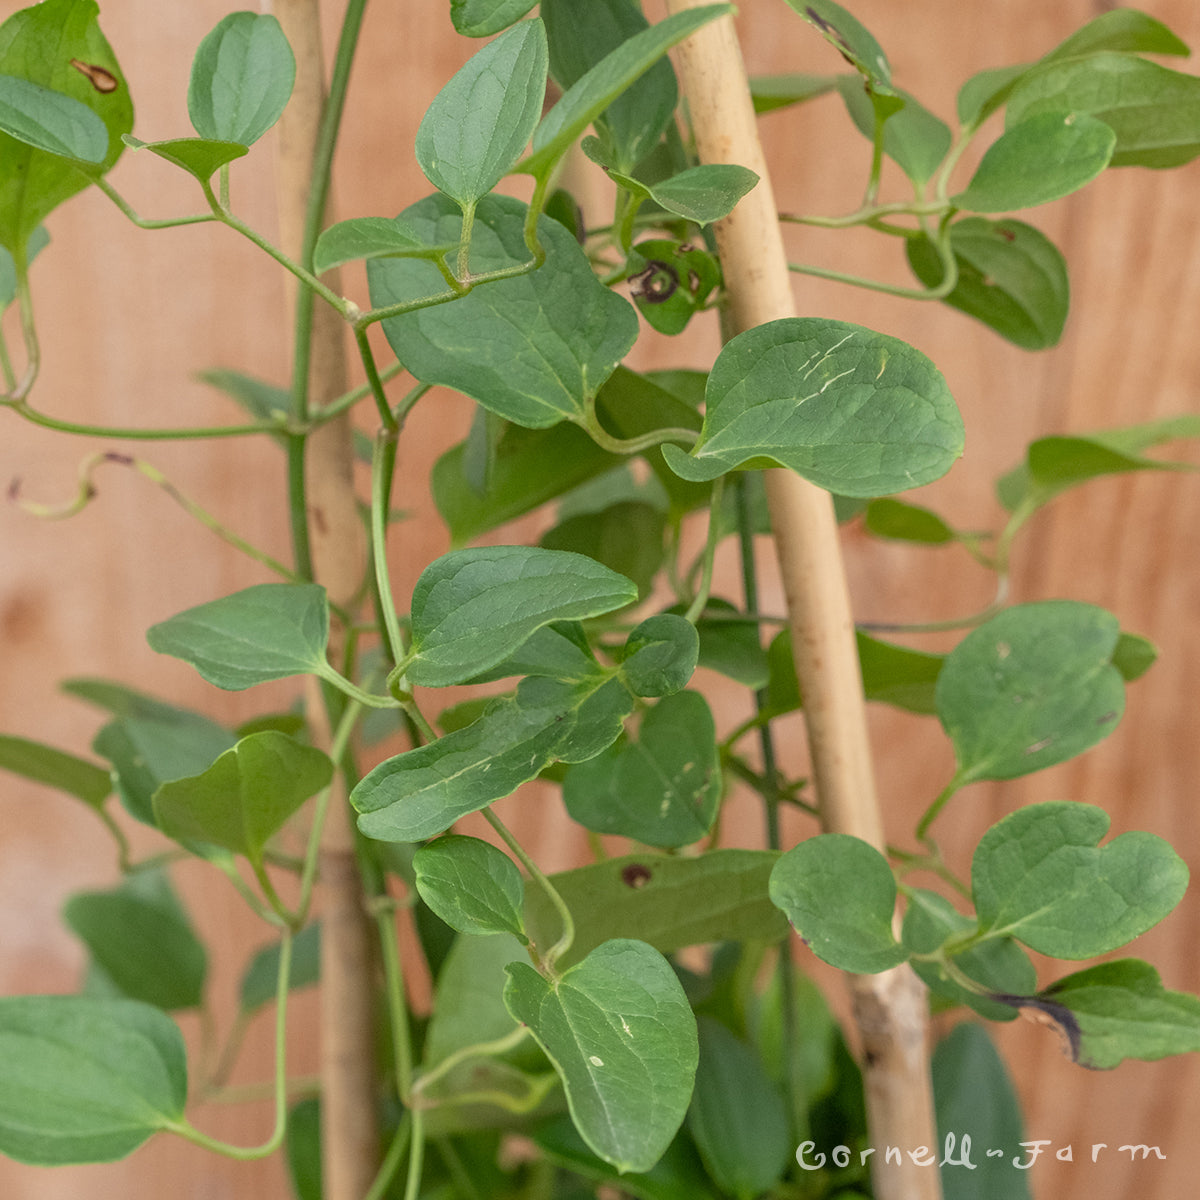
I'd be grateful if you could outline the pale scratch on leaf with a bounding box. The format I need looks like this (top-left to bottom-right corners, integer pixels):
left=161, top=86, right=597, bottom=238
left=589, top=1055, right=604, bottom=1067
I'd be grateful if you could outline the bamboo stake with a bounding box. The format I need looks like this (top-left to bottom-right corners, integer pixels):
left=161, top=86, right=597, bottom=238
left=271, top=3, right=378, bottom=1198
left=663, top=6, right=941, bottom=1197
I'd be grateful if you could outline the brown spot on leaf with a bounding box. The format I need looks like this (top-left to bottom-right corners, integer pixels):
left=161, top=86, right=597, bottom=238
left=629, top=262, right=679, bottom=304
left=621, top=863, right=652, bottom=889
left=70, top=59, right=118, bottom=93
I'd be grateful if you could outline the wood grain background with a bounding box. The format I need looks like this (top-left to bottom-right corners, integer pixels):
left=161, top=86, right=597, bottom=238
left=2, top=1, right=1198, bottom=1197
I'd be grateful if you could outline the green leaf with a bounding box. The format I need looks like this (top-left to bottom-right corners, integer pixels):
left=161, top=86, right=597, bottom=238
left=768, top=835, right=907, bottom=973
left=414, top=835, right=527, bottom=940
left=936, top=601, right=1126, bottom=783
left=540, top=502, right=665, bottom=602
left=563, top=690, right=720, bottom=848
left=353, top=675, right=634, bottom=843
left=239, top=923, right=321, bottom=1013
left=92, top=706, right=236, bottom=829
left=0, top=996, right=187, bottom=1165
left=0, top=732, right=111, bottom=810
left=907, top=217, right=1070, bottom=350
left=687, top=1017, right=790, bottom=1198
left=452, top=0, right=538, bottom=37
left=0, top=0, right=132, bottom=255
left=197, top=366, right=291, bottom=427
left=63, top=873, right=207, bottom=1011
left=835, top=76, right=951, bottom=186
left=997, top=415, right=1200, bottom=512
left=534, top=1114, right=719, bottom=1200
left=504, top=939, right=698, bottom=1173
left=285, top=1098, right=322, bottom=1200
left=370, top=193, right=638, bottom=428
left=1007, top=53, right=1200, bottom=169
left=0, top=73, right=107, bottom=160
left=661, top=318, right=964, bottom=497
left=971, top=801, right=1188, bottom=959
left=624, top=237, right=722, bottom=336
left=434, top=421, right=621, bottom=545
left=692, top=600, right=769, bottom=689
left=902, top=889, right=1035, bottom=1022
left=543, top=0, right=678, bottom=175
left=863, top=496, right=957, bottom=544
left=952, top=112, right=1115, bottom=212
left=0, top=223, right=47, bottom=308
left=462, top=621, right=600, bottom=685
left=956, top=63, right=1031, bottom=130
left=1113, top=630, right=1157, bottom=682
left=523, top=4, right=731, bottom=179
left=417, top=20, right=547, bottom=207
left=635, top=163, right=759, bottom=225
left=424, top=932, right=533, bottom=1067
left=1033, top=959, right=1200, bottom=1069
left=790, top=0, right=893, bottom=94
left=402, top=545, right=637, bottom=688
left=153, top=731, right=333, bottom=867
left=932, top=1024, right=1031, bottom=1200
left=524, top=850, right=788, bottom=967
left=621, top=614, right=700, bottom=698
left=146, top=582, right=330, bottom=691
left=311, top=215, right=430, bottom=275
left=121, top=134, right=247, bottom=183
left=750, top=71, right=840, bottom=115
left=187, top=12, right=295, bottom=147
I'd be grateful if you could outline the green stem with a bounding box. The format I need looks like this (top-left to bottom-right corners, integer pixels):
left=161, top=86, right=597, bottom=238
left=683, top=476, right=725, bottom=624
left=483, top=808, right=575, bottom=971
left=93, top=176, right=218, bottom=230
left=0, top=327, right=16, bottom=391
left=412, top=1025, right=531, bottom=1100
left=167, top=932, right=293, bottom=1159
left=371, top=431, right=407, bottom=664
left=375, top=900, right=414, bottom=1102
left=580, top=405, right=697, bottom=455
left=915, top=775, right=965, bottom=844
left=363, top=1116, right=412, bottom=1200
left=315, top=660, right=404, bottom=709
left=356, top=328, right=399, bottom=432
left=0, top=399, right=289, bottom=441
left=402, top=1108, right=426, bottom=1200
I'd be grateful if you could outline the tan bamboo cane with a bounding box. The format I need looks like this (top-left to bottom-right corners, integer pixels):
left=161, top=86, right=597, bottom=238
left=271, top=4, right=378, bottom=1197
left=663, top=5, right=942, bottom=1197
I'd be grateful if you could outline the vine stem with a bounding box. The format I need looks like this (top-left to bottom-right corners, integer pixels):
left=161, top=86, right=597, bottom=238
left=664, top=6, right=941, bottom=1199
left=270, top=2, right=378, bottom=1198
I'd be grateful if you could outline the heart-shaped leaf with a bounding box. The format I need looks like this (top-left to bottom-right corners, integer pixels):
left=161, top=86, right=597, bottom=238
left=1033, top=959, right=1200, bottom=1069
left=1006, top=53, right=1200, bottom=169
left=0, top=996, right=187, bottom=1165
left=937, top=601, right=1126, bottom=784
left=353, top=675, right=634, bottom=843
left=0, top=0, right=133, bottom=255
left=769, top=834, right=907, bottom=973
left=563, top=690, right=720, bottom=848
left=971, top=802, right=1188, bottom=959
left=953, top=112, right=1115, bottom=212
left=504, top=939, right=698, bottom=1173
left=413, top=835, right=527, bottom=940
left=370, top=193, right=638, bottom=429
left=416, top=19, right=547, bottom=208
left=835, top=76, right=951, bottom=186
left=146, top=583, right=330, bottom=691
left=661, top=318, right=964, bottom=497
left=64, top=873, right=207, bottom=1012
left=401, top=546, right=637, bottom=688
left=188, top=12, right=295, bottom=147
left=906, top=217, right=1069, bottom=350
left=153, top=731, right=333, bottom=867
